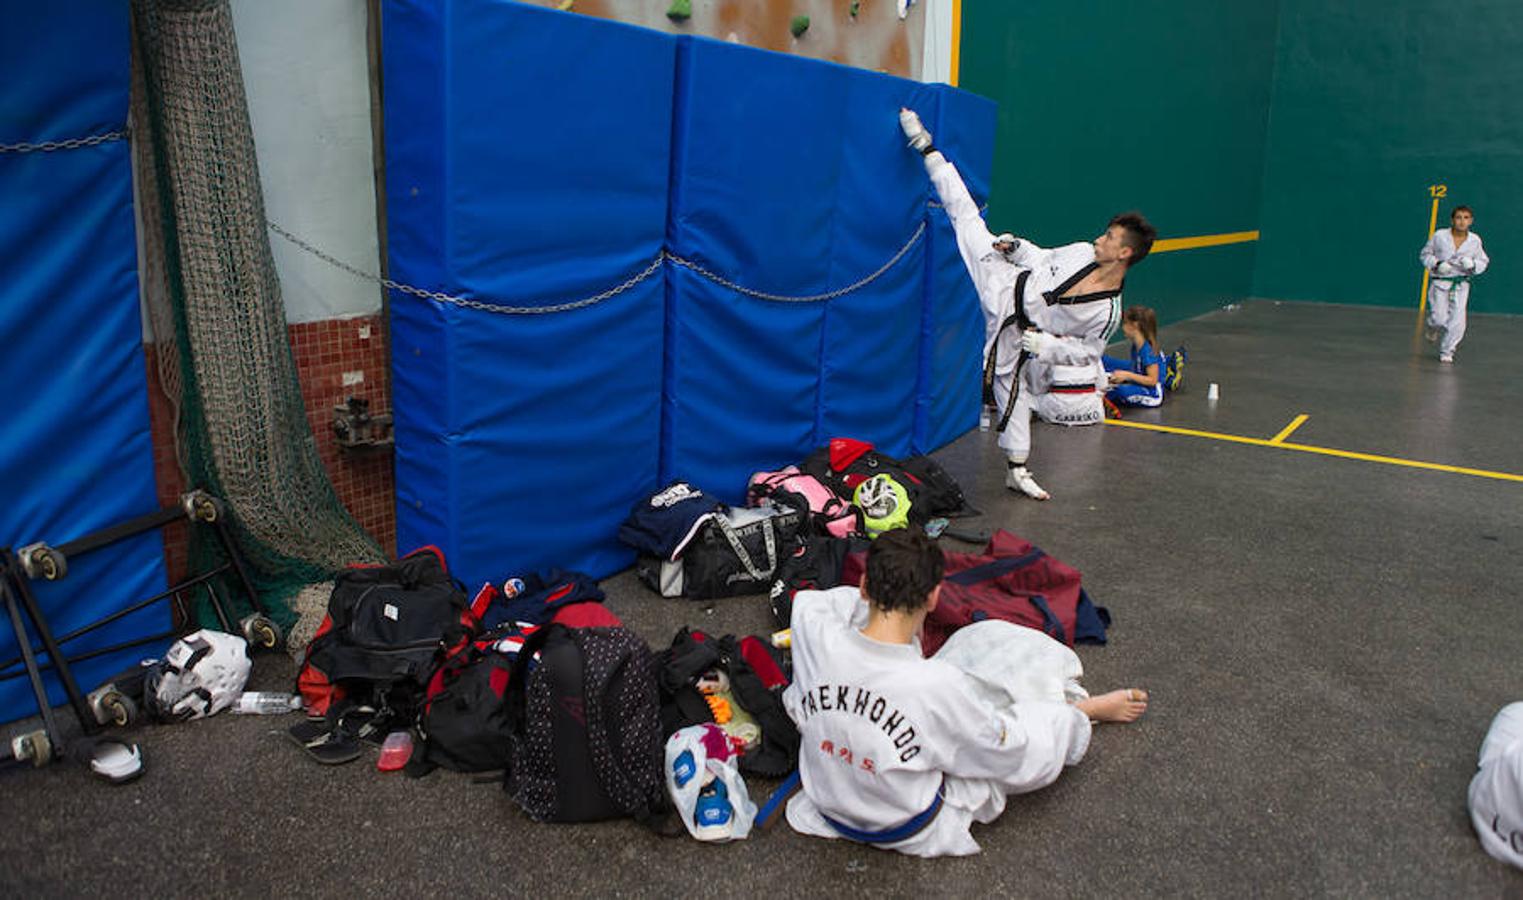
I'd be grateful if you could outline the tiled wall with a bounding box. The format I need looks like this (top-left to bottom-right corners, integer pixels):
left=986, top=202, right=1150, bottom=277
left=288, top=315, right=396, bottom=556
left=146, top=313, right=396, bottom=581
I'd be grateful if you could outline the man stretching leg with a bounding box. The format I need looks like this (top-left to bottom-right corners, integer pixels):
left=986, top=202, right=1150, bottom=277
left=899, top=108, right=1155, bottom=500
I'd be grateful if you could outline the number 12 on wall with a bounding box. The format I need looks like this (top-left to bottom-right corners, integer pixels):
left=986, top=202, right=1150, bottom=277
left=1414, top=184, right=1447, bottom=329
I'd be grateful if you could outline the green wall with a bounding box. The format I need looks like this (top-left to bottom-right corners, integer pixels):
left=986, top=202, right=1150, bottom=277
left=959, top=0, right=1282, bottom=325
left=1254, top=0, right=1523, bottom=315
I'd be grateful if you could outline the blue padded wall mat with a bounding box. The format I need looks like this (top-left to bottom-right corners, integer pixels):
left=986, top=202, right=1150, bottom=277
left=0, top=3, right=170, bottom=722
left=663, top=36, right=941, bottom=498
left=916, top=85, right=997, bottom=453
left=384, top=0, right=673, bottom=588
left=662, top=267, right=826, bottom=500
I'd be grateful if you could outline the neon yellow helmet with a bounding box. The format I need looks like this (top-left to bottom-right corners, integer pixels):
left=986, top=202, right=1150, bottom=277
left=854, top=474, right=911, bottom=538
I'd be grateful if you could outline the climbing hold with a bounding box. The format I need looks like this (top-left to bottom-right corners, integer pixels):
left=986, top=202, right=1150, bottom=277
left=850, top=0, right=860, bottom=18
left=666, top=0, right=691, bottom=22
left=557, top=0, right=573, bottom=10
left=791, top=15, right=810, bottom=37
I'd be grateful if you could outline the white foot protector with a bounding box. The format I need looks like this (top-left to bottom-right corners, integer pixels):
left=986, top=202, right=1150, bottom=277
left=899, top=107, right=933, bottom=152
left=1006, top=466, right=1050, bottom=500
left=1439, top=353, right=1454, bottom=364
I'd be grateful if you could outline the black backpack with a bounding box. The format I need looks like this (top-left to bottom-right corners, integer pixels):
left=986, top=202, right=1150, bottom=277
left=898, top=455, right=974, bottom=519
left=504, top=624, right=668, bottom=826
left=768, top=534, right=869, bottom=628
left=410, top=626, right=533, bottom=774
left=800, top=443, right=974, bottom=524
left=658, top=628, right=799, bottom=778
left=297, top=547, right=478, bottom=720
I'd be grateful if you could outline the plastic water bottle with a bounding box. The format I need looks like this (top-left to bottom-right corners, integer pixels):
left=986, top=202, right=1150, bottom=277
left=232, top=691, right=303, bottom=715
left=979, top=407, right=991, bottom=431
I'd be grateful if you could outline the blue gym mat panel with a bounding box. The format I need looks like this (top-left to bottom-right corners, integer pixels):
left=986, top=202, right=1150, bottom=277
left=816, top=237, right=927, bottom=461
left=378, top=0, right=449, bottom=296
left=392, top=285, right=665, bottom=590
left=390, top=295, right=459, bottom=560
left=444, top=286, right=663, bottom=587
left=0, top=3, right=170, bottom=722
left=444, top=4, right=675, bottom=308
left=666, top=37, right=849, bottom=296
left=815, top=73, right=941, bottom=460
left=660, top=267, right=826, bottom=504
left=384, top=0, right=675, bottom=586
left=382, top=0, right=677, bottom=309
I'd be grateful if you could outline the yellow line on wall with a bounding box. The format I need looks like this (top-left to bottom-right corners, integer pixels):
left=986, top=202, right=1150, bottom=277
left=1103, top=418, right=1523, bottom=483
left=1151, top=231, right=1261, bottom=254
left=949, top=0, right=961, bottom=87
left=1269, top=414, right=1309, bottom=444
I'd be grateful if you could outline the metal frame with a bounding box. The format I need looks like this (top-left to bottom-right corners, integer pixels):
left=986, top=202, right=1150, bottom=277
left=1, top=490, right=275, bottom=765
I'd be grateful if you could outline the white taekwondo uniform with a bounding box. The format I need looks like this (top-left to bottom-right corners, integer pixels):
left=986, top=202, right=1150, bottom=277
left=783, top=586, right=1093, bottom=857
left=1469, top=702, right=1523, bottom=870
left=1420, top=228, right=1489, bottom=358
left=925, top=152, right=1117, bottom=459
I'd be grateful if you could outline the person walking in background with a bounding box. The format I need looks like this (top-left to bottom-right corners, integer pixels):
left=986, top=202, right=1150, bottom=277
left=1420, top=205, right=1489, bottom=364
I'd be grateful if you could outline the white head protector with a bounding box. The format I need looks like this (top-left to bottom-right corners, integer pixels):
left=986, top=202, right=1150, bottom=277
left=148, top=629, right=252, bottom=721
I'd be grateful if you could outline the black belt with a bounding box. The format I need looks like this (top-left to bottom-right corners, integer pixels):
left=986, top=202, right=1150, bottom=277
left=983, top=270, right=1032, bottom=434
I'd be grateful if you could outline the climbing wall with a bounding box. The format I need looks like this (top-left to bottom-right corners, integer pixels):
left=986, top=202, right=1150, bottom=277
left=520, top=0, right=928, bottom=79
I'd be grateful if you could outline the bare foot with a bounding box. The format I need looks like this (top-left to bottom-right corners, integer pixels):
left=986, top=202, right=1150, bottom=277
left=1075, top=688, right=1148, bottom=723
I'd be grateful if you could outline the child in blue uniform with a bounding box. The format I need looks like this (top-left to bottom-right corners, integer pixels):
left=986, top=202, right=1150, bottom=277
left=1103, top=306, right=1164, bottom=408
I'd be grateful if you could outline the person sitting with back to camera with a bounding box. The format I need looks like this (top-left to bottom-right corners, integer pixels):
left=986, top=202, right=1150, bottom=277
left=781, top=529, right=1148, bottom=857
left=1103, top=305, right=1166, bottom=408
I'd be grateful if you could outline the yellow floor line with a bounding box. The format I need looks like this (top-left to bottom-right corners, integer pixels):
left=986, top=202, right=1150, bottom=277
left=1103, top=418, right=1523, bottom=483
left=1269, top=414, right=1309, bottom=444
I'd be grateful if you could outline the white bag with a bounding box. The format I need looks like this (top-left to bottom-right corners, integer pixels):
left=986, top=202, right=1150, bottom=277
left=664, top=723, right=758, bottom=842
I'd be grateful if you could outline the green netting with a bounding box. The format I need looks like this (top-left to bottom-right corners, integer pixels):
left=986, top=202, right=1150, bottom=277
left=129, top=0, right=385, bottom=649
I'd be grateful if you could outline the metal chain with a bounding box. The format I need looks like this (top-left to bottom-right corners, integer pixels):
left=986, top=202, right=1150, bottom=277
left=0, top=129, right=128, bottom=153
left=268, top=220, right=662, bottom=314
left=664, top=221, right=926, bottom=303
left=270, top=218, right=926, bottom=311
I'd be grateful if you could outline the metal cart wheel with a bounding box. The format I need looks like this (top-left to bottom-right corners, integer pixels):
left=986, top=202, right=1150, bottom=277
left=240, top=614, right=282, bottom=650
left=94, top=689, right=138, bottom=728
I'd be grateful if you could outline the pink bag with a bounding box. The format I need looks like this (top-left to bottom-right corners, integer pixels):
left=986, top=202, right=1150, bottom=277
left=746, top=466, right=862, bottom=539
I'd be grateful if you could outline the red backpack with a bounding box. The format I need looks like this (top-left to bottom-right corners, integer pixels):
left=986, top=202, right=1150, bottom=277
left=921, top=530, right=1110, bottom=655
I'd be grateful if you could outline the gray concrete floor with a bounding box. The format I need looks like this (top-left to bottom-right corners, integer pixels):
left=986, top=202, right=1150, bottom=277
left=4, top=300, right=1521, bottom=896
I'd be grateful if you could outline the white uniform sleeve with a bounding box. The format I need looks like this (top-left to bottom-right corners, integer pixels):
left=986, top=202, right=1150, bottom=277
left=928, top=673, right=1092, bottom=793
left=1419, top=232, right=1441, bottom=271
left=790, top=587, right=865, bottom=640
left=1008, top=237, right=1053, bottom=270
left=1470, top=236, right=1490, bottom=276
